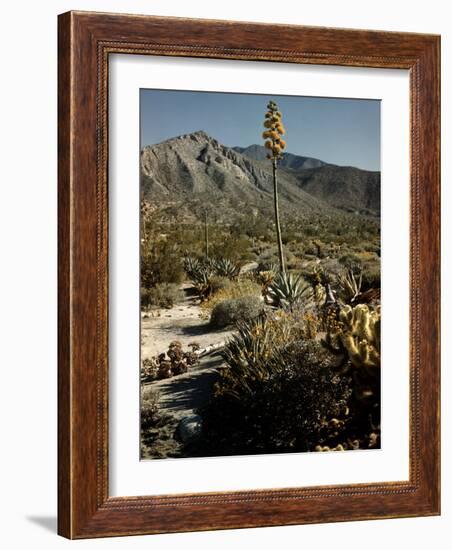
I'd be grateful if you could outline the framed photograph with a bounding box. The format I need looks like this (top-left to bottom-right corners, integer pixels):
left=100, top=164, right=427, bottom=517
left=58, top=11, right=440, bottom=538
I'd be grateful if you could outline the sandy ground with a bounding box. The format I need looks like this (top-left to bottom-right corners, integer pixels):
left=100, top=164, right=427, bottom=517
left=144, top=354, right=225, bottom=422
left=141, top=283, right=233, bottom=359
left=140, top=284, right=234, bottom=458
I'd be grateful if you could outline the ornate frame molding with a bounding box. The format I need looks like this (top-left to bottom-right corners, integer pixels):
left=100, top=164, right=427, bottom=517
left=58, top=11, right=440, bottom=538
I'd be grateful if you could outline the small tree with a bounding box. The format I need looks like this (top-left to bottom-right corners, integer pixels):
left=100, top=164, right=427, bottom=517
left=204, top=208, right=209, bottom=260
left=263, top=100, right=287, bottom=274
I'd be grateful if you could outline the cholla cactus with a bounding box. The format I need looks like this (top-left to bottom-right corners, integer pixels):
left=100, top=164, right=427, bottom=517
left=339, top=304, right=380, bottom=369
left=263, top=100, right=286, bottom=274
left=323, top=303, right=380, bottom=410
left=324, top=304, right=381, bottom=371
left=314, top=283, right=327, bottom=307
left=256, top=269, right=276, bottom=300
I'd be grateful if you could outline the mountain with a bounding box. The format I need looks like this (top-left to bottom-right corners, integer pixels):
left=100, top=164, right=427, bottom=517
left=141, top=131, right=380, bottom=220
left=235, top=144, right=380, bottom=215
left=290, top=165, right=380, bottom=215
left=140, top=131, right=336, bottom=222
left=233, top=144, right=327, bottom=170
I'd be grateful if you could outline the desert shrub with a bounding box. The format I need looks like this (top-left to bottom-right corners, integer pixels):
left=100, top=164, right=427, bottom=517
left=256, top=260, right=278, bottom=273
left=338, top=252, right=362, bottom=269
left=141, top=283, right=184, bottom=310
left=361, top=242, right=381, bottom=255
left=183, top=256, right=243, bottom=300
left=286, top=255, right=303, bottom=270
left=210, top=276, right=234, bottom=295
left=210, top=236, right=250, bottom=262
left=202, top=279, right=262, bottom=314
left=220, top=311, right=317, bottom=376
left=236, top=216, right=270, bottom=240
left=140, top=387, right=181, bottom=459
left=199, top=340, right=352, bottom=455
left=281, top=230, right=299, bottom=244
left=360, top=263, right=381, bottom=290
left=303, top=241, right=319, bottom=256
left=141, top=357, right=159, bottom=381
left=141, top=388, right=161, bottom=431
left=210, top=295, right=264, bottom=328
left=257, top=246, right=278, bottom=265
left=141, top=239, right=184, bottom=287
left=354, top=250, right=379, bottom=262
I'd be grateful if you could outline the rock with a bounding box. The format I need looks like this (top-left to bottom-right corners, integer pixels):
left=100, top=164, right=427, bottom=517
left=240, top=261, right=259, bottom=274
left=177, top=414, right=202, bottom=444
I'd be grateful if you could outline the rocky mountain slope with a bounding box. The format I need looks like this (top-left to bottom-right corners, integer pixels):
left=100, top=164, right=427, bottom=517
left=233, top=144, right=327, bottom=170
left=235, top=144, right=380, bottom=215
left=291, top=164, right=380, bottom=215
left=141, top=131, right=380, bottom=219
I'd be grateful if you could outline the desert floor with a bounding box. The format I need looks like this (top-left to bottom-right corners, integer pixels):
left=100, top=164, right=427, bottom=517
left=140, top=284, right=233, bottom=458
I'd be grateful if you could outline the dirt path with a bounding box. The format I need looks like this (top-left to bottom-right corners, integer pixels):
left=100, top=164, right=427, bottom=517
left=141, top=283, right=232, bottom=359
left=144, top=353, right=225, bottom=422
left=141, top=284, right=234, bottom=458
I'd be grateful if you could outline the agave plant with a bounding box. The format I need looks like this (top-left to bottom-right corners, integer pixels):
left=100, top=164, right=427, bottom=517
left=212, top=258, right=240, bottom=280
left=221, top=316, right=274, bottom=388
left=183, top=255, right=202, bottom=279
left=262, top=100, right=287, bottom=274
left=337, top=268, right=363, bottom=304
left=268, top=271, right=313, bottom=308
left=182, top=256, right=213, bottom=299
left=190, top=267, right=213, bottom=300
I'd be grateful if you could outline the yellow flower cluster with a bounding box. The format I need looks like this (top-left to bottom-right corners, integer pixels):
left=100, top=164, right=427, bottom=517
left=263, top=100, right=286, bottom=160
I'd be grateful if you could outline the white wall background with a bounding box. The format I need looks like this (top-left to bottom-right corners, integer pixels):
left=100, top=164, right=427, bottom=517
left=0, top=1, right=449, bottom=548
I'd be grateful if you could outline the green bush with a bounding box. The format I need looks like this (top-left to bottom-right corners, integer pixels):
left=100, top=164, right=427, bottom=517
left=338, top=252, right=362, bottom=268
left=141, top=239, right=184, bottom=287
left=141, top=283, right=184, bottom=310
left=202, top=279, right=262, bottom=315
left=210, top=295, right=264, bottom=328
left=210, top=236, right=250, bottom=262
left=199, top=340, right=352, bottom=456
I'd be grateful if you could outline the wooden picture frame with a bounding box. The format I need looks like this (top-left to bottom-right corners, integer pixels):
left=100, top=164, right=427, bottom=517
left=58, top=11, right=440, bottom=539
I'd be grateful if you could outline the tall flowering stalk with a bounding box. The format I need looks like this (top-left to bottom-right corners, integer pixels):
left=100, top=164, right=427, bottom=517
left=263, top=100, right=287, bottom=274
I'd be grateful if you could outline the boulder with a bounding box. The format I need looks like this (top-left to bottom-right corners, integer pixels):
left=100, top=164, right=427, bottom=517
left=177, top=414, right=202, bottom=444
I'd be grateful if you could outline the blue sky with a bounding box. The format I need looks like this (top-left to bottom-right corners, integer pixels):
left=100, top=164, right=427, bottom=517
left=140, top=89, right=380, bottom=171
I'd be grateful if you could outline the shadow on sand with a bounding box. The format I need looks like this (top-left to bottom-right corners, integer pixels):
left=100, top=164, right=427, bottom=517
left=157, top=355, right=224, bottom=413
